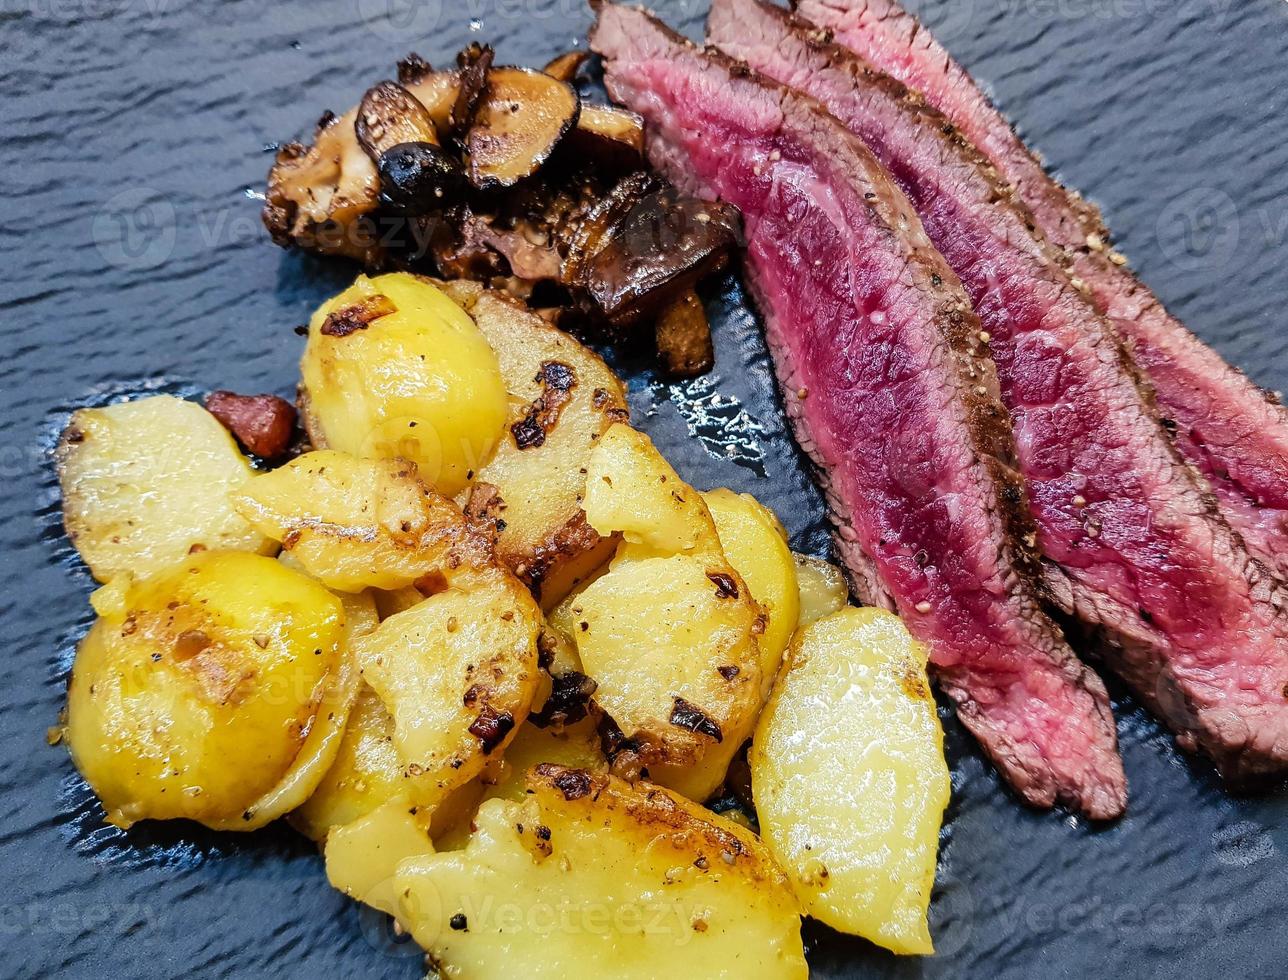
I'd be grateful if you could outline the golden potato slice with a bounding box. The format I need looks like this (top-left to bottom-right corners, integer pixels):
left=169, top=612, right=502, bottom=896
left=794, top=553, right=849, bottom=627
left=56, top=395, right=273, bottom=583
left=300, top=273, right=508, bottom=496
left=232, top=450, right=488, bottom=593
left=351, top=573, right=541, bottom=809
left=65, top=551, right=346, bottom=830
left=396, top=766, right=806, bottom=979
left=701, top=489, right=799, bottom=692
left=751, top=607, right=950, bottom=955
left=325, top=799, right=435, bottom=919
left=291, top=683, right=406, bottom=840
left=581, top=423, right=721, bottom=558
left=431, top=715, right=607, bottom=851
left=456, top=290, right=629, bottom=608
left=560, top=425, right=762, bottom=770
left=649, top=489, right=799, bottom=801
left=293, top=680, right=491, bottom=842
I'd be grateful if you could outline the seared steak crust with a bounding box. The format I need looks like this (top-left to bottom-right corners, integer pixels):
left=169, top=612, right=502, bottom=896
left=718, top=0, right=1288, bottom=781
left=592, top=2, right=1126, bottom=817
left=797, top=0, right=1288, bottom=582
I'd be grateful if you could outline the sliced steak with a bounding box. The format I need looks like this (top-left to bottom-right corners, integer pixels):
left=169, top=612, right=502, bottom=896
left=591, top=1, right=1126, bottom=818
left=797, top=0, right=1288, bottom=582
left=713, top=0, right=1288, bottom=781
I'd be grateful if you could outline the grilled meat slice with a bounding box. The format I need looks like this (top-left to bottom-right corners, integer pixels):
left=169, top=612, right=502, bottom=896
left=714, top=0, right=1288, bottom=781
left=591, top=1, right=1127, bottom=818
left=797, top=0, right=1288, bottom=582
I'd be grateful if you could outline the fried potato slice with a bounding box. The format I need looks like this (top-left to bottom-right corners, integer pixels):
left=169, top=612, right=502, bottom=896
left=396, top=766, right=806, bottom=979
left=455, top=289, right=629, bottom=608
left=793, top=553, right=849, bottom=627
left=701, top=489, right=799, bottom=694
left=350, top=571, right=542, bottom=810
left=751, top=607, right=950, bottom=955
left=558, top=424, right=763, bottom=770
left=300, top=273, right=508, bottom=496
left=291, top=683, right=406, bottom=840
left=650, top=489, right=799, bottom=801
left=65, top=551, right=347, bottom=830
left=56, top=395, right=273, bottom=583
left=325, top=798, right=436, bottom=919
left=231, top=450, right=487, bottom=593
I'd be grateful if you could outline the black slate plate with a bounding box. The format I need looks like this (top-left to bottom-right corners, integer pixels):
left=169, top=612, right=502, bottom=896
left=3, top=1, right=1287, bottom=977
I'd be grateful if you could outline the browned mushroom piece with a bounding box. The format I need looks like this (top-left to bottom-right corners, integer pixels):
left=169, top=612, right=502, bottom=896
left=558, top=171, right=661, bottom=288
left=465, top=68, right=580, bottom=190
left=654, top=289, right=715, bottom=378
left=561, top=175, right=740, bottom=327
left=542, top=50, right=589, bottom=83
left=377, top=142, right=465, bottom=215
left=355, top=81, right=440, bottom=160
left=563, top=104, right=645, bottom=173
left=404, top=70, right=461, bottom=133
left=451, top=43, right=495, bottom=139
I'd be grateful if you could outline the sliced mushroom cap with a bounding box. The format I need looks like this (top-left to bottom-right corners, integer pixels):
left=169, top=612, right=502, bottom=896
left=542, top=50, right=589, bottom=83
left=404, top=70, right=461, bottom=133
left=558, top=171, right=660, bottom=288
left=465, top=68, right=580, bottom=191
left=356, top=81, right=440, bottom=161
left=581, top=187, right=741, bottom=326
left=564, top=104, right=645, bottom=173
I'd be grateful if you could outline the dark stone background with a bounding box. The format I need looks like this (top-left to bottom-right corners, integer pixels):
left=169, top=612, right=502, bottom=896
left=2, top=0, right=1286, bottom=976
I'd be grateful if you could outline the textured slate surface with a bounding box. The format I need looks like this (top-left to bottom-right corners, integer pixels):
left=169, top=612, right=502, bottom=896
left=2, top=0, right=1287, bottom=977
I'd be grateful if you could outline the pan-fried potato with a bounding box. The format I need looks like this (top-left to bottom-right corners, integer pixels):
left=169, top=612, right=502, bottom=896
left=294, top=680, right=492, bottom=842
left=431, top=715, right=607, bottom=851
left=56, top=395, right=273, bottom=583
left=751, top=607, right=949, bottom=955
left=793, top=553, right=849, bottom=627
left=231, top=450, right=486, bottom=593
left=351, top=572, right=542, bottom=810
left=65, top=551, right=347, bottom=830
left=396, top=766, right=806, bottom=979
left=650, top=489, right=799, bottom=801
left=455, top=290, right=629, bottom=607
left=560, top=424, right=762, bottom=769
left=291, top=683, right=406, bottom=840
left=325, top=799, right=435, bottom=919
left=701, top=489, right=799, bottom=693
left=300, top=273, right=508, bottom=496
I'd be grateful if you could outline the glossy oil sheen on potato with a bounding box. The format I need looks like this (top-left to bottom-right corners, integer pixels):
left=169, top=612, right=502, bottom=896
left=66, top=551, right=346, bottom=829
left=395, top=766, right=806, bottom=978
left=751, top=607, right=950, bottom=955
left=300, top=272, right=507, bottom=496
left=56, top=395, right=273, bottom=582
